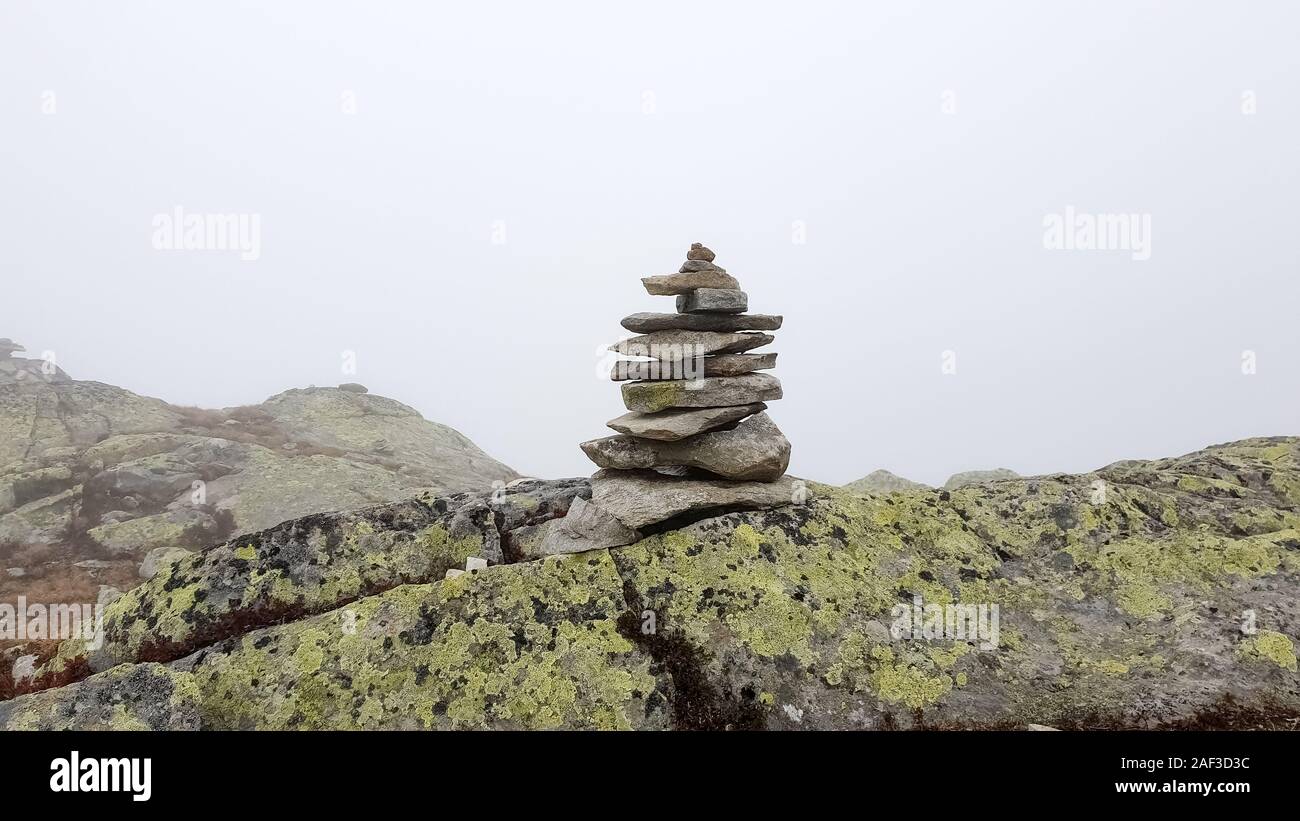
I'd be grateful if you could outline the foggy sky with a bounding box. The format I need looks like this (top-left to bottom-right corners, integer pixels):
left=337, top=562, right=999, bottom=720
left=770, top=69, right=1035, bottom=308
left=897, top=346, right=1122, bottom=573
left=3, top=1, right=1297, bottom=487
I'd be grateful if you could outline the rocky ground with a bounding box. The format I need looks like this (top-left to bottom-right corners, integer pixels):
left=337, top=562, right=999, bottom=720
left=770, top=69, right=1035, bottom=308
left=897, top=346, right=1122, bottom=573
left=0, top=355, right=517, bottom=656
left=2, top=437, right=1296, bottom=730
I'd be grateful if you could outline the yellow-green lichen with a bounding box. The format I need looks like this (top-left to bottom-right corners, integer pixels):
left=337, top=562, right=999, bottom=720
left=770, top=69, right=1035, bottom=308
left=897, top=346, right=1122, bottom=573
left=868, top=646, right=954, bottom=709
left=1238, top=630, right=1298, bottom=672
left=188, top=551, right=660, bottom=730
left=624, top=381, right=685, bottom=413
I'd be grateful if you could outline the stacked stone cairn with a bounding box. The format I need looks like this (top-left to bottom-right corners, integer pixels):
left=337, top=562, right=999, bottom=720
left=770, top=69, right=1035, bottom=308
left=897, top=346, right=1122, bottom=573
left=515, top=244, right=798, bottom=560
left=0, top=338, right=70, bottom=385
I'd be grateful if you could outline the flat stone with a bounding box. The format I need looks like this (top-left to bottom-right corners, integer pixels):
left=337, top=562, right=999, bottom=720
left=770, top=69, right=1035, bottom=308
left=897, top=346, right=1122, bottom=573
left=686, top=242, right=716, bottom=262
left=11, top=654, right=37, bottom=684
left=610, top=330, right=773, bottom=358
left=606, top=403, right=766, bottom=441
left=581, top=412, right=790, bottom=481
left=697, top=353, right=776, bottom=377
left=676, top=289, right=748, bottom=314
left=513, top=497, right=641, bottom=560
left=642, top=270, right=740, bottom=295
left=137, top=546, right=193, bottom=580
left=610, top=353, right=776, bottom=381
left=679, top=260, right=725, bottom=273
left=621, top=312, right=782, bottom=333
left=591, top=469, right=800, bottom=530
left=621, top=372, right=783, bottom=413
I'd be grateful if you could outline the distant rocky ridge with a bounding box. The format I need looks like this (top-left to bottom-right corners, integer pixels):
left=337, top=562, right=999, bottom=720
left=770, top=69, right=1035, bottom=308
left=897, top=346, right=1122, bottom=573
left=0, top=341, right=517, bottom=612
left=843, top=468, right=1023, bottom=495
left=944, top=468, right=1020, bottom=490
left=843, top=469, right=929, bottom=495
left=2, top=436, right=1296, bottom=728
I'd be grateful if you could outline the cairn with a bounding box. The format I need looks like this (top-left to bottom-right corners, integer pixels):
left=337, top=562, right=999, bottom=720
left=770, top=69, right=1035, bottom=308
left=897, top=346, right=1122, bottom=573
left=0, top=338, right=71, bottom=385
left=517, top=244, right=797, bottom=560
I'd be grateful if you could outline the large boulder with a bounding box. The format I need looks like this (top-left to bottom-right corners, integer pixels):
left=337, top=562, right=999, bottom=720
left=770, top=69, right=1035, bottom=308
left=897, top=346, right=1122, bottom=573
left=4, top=437, right=1298, bottom=730
left=0, top=379, right=518, bottom=601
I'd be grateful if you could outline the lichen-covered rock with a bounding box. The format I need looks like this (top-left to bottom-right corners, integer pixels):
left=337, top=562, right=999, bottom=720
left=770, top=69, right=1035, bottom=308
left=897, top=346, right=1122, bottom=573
left=621, top=373, right=783, bottom=414
left=4, top=437, right=1298, bottom=730
left=604, top=436, right=1299, bottom=729
left=13, top=479, right=588, bottom=699
left=138, top=545, right=194, bottom=580
left=173, top=551, right=664, bottom=730
left=0, top=378, right=518, bottom=628
left=0, top=663, right=201, bottom=730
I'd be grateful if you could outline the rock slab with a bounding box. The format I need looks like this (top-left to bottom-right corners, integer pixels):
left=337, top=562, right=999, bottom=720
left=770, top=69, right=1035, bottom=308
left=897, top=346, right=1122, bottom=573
left=581, top=412, right=791, bottom=481
left=610, top=353, right=776, bottom=382
left=606, top=403, right=767, bottom=441
left=590, top=469, right=800, bottom=530
left=641, top=270, right=740, bottom=295
left=610, top=331, right=773, bottom=359
left=514, top=497, right=641, bottom=560
left=621, top=312, right=782, bottom=334
left=676, top=289, right=748, bottom=314
left=621, top=373, right=783, bottom=413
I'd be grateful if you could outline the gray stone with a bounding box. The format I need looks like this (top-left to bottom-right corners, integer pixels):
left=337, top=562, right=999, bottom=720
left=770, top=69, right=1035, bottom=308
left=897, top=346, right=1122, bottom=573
left=695, top=353, right=777, bottom=377
left=686, top=242, right=715, bottom=262
left=621, top=373, right=783, bottom=413
left=606, top=403, right=766, bottom=441
left=610, top=353, right=776, bottom=381
left=679, top=260, right=725, bottom=273
left=609, top=331, right=773, bottom=359
left=944, top=468, right=1021, bottom=490
left=514, top=497, right=641, bottom=560
left=642, top=270, right=740, bottom=295
left=621, top=312, right=782, bottom=334
left=337, top=383, right=368, bottom=394
left=581, top=412, right=790, bottom=481
left=138, top=545, right=194, bottom=580
left=11, top=654, right=37, bottom=684
left=590, top=469, right=801, bottom=530
left=676, top=289, right=748, bottom=314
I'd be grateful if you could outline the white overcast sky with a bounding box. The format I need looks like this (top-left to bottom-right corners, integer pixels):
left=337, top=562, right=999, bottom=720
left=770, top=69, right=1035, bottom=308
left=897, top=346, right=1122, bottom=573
left=2, top=1, right=1297, bottom=486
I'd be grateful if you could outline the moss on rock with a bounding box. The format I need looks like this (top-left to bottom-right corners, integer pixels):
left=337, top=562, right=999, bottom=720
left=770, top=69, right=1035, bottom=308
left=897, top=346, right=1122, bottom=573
left=6, top=437, right=1299, bottom=730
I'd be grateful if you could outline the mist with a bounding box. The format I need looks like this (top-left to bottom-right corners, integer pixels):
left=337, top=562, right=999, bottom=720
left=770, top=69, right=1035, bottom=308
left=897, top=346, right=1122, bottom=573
left=3, top=0, right=1297, bottom=486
